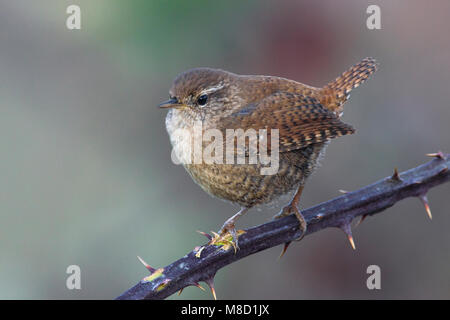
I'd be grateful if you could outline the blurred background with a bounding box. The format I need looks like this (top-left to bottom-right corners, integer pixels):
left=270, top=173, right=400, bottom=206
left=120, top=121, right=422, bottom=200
left=1, top=0, right=449, bottom=299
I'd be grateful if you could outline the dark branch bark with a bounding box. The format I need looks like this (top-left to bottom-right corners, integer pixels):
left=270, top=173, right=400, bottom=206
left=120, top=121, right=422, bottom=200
left=116, top=153, right=450, bottom=300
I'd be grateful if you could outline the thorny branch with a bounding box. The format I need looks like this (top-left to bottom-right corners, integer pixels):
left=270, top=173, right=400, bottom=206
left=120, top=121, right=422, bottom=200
left=116, top=152, right=449, bottom=300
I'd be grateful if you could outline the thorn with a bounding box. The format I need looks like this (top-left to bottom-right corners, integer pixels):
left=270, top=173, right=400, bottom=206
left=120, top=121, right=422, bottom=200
left=340, top=223, right=356, bottom=250
left=137, top=256, right=156, bottom=273
left=419, top=195, right=432, bottom=220
left=197, top=230, right=212, bottom=241
left=204, top=277, right=217, bottom=300
left=339, top=189, right=348, bottom=194
left=390, top=167, right=402, bottom=182
left=210, top=231, right=220, bottom=240
left=278, top=241, right=292, bottom=259
left=178, top=282, right=205, bottom=296
left=347, top=234, right=356, bottom=250
left=195, top=246, right=206, bottom=258
left=426, top=151, right=446, bottom=160
left=193, top=282, right=206, bottom=291
left=355, top=214, right=368, bottom=227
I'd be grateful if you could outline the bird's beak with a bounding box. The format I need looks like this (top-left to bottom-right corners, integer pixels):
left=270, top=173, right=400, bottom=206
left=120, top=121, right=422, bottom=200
left=158, top=98, right=183, bottom=109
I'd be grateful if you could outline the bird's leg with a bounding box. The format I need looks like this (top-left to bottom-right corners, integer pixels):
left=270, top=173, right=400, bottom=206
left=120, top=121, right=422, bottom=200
left=214, top=207, right=249, bottom=251
left=273, top=185, right=307, bottom=241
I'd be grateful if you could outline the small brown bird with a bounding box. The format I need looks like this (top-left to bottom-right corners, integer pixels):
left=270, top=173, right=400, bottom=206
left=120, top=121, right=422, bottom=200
left=160, top=58, right=377, bottom=248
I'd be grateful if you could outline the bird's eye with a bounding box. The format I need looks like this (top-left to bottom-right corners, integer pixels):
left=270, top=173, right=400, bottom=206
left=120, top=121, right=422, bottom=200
left=197, top=94, right=208, bottom=106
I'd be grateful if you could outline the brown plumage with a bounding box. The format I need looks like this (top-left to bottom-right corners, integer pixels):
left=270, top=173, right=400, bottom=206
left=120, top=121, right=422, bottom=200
left=160, top=57, right=378, bottom=247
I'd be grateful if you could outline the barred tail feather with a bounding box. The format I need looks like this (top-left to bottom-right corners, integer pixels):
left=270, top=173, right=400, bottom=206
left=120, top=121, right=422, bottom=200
left=320, top=57, right=378, bottom=116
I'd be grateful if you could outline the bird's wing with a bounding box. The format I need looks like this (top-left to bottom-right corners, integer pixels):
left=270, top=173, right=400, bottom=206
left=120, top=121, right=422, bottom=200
left=217, top=91, right=355, bottom=154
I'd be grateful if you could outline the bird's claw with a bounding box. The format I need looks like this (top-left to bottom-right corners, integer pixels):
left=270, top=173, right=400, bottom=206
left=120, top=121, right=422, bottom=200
left=273, top=203, right=307, bottom=241
left=196, top=228, right=245, bottom=256
left=211, top=226, right=245, bottom=253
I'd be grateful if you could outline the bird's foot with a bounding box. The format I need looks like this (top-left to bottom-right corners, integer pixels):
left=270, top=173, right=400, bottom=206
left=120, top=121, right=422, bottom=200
left=195, top=208, right=249, bottom=257
left=211, top=223, right=245, bottom=253
left=273, top=202, right=307, bottom=241
left=196, top=228, right=245, bottom=255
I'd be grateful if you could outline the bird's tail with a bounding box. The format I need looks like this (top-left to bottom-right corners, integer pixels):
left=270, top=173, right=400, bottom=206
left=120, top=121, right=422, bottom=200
left=319, top=57, right=378, bottom=116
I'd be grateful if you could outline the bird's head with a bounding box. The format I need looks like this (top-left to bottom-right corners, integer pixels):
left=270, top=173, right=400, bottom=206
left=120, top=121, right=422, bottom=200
left=159, top=68, right=241, bottom=121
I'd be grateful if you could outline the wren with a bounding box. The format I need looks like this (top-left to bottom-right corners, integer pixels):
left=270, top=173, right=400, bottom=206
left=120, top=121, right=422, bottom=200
left=159, top=57, right=377, bottom=248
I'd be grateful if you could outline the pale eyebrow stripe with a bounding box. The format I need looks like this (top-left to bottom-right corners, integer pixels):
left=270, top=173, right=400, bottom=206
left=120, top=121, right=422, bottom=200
left=199, top=83, right=225, bottom=96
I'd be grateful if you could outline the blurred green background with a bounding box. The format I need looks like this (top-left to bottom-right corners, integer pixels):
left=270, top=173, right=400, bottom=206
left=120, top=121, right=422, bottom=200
left=1, top=0, right=449, bottom=299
